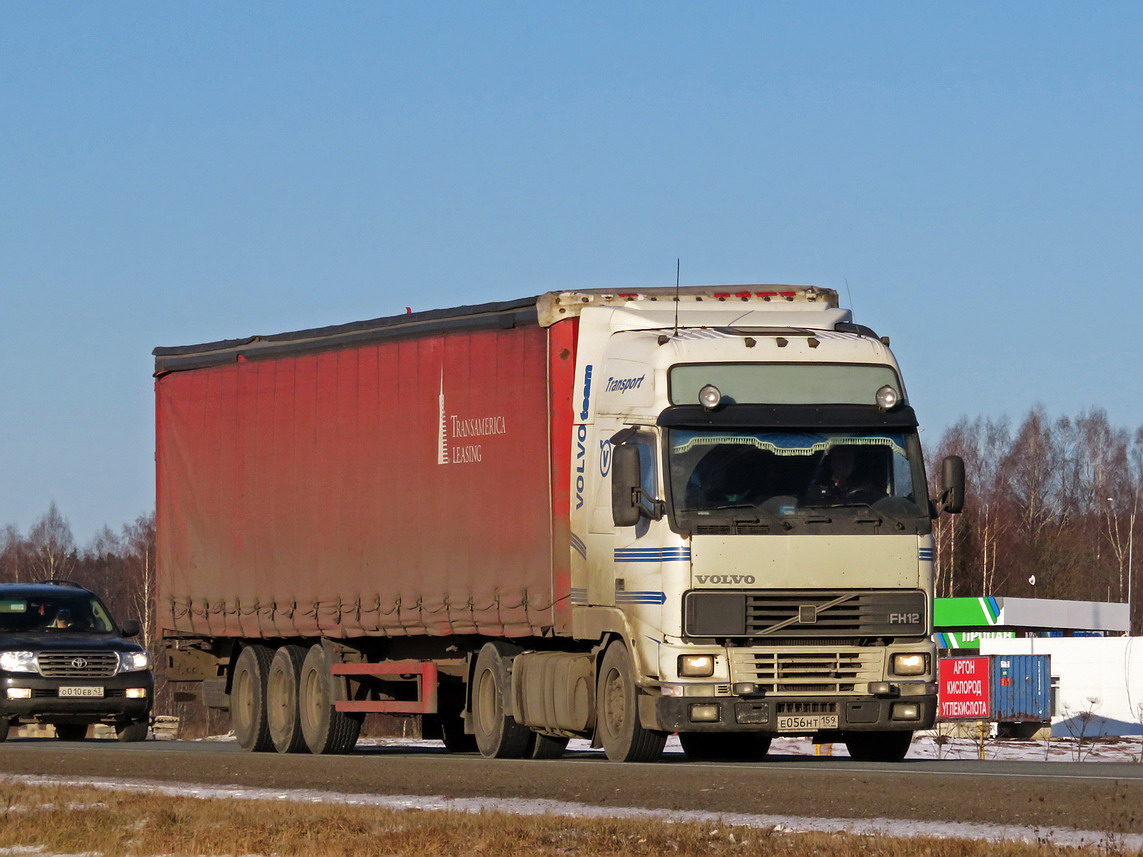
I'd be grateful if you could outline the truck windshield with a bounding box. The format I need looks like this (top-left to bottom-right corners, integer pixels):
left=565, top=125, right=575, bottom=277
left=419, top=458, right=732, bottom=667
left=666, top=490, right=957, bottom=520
left=667, top=428, right=929, bottom=530
left=0, top=594, right=115, bottom=633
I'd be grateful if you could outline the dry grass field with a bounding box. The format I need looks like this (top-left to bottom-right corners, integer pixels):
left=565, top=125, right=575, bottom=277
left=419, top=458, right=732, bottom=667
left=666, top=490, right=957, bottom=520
left=0, top=780, right=1133, bottom=857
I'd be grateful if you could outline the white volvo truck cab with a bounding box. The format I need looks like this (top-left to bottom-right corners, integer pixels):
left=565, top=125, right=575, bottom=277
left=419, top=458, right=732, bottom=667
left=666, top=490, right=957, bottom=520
left=553, top=286, right=964, bottom=762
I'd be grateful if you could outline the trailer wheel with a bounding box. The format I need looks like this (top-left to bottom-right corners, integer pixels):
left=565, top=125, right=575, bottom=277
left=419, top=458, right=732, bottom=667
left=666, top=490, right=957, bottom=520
left=298, top=644, right=361, bottom=755
left=679, top=732, right=771, bottom=761
left=528, top=732, right=570, bottom=759
left=596, top=642, right=667, bottom=762
left=267, top=644, right=309, bottom=754
left=115, top=720, right=150, bottom=742
left=843, top=730, right=913, bottom=762
left=232, top=644, right=275, bottom=752
left=471, top=641, right=532, bottom=758
left=53, top=723, right=88, bottom=741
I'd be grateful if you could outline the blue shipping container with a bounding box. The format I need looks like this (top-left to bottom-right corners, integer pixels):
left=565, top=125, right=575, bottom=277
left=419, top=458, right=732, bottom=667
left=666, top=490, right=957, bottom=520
left=991, top=654, right=1051, bottom=723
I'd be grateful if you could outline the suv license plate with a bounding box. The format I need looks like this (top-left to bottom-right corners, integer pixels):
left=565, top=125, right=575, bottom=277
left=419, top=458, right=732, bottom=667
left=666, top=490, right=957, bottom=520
left=777, top=714, right=838, bottom=732
left=59, top=686, right=104, bottom=698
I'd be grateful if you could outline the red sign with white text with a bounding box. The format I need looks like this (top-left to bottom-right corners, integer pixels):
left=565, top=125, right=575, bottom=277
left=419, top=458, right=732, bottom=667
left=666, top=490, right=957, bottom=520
left=938, top=657, right=991, bottom=719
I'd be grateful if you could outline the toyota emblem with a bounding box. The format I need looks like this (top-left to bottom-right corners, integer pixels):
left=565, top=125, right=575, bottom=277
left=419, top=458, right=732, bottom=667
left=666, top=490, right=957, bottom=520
left=71, top=657, right=88, bottom=669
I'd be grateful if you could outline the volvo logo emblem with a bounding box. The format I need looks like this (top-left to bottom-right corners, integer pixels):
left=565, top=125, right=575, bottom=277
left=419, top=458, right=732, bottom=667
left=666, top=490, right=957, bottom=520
left=71, top=657, right=88, bottom=669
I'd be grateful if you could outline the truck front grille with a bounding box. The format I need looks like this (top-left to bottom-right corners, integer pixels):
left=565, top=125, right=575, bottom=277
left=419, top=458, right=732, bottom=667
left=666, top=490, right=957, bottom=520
left=37, top=652, right=119, bottom=678
left=685, top=589, right=926, bottom=638
left=728, top=649, right=882, bottom=694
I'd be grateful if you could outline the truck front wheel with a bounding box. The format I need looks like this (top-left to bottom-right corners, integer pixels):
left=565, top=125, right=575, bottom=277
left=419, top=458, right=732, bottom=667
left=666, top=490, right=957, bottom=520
left=471, top=641, right=532, bottom=759
left=596, top=642, right=667, bottom=763
left=267, top=644, right=309, bottom=754
left=298, top=644, right=361, bottom=755
left=843, top=730, right=913, bottom=762
left=232, top=644, right=275, bottom=752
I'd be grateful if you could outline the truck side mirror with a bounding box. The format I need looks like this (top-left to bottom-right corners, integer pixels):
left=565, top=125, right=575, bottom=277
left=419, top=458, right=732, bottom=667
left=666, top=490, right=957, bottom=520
left=611, top=444, right=642, bottom=527
left=940, top=455, right=965, bottom=514
left=121, top=619, right=141, bottom=638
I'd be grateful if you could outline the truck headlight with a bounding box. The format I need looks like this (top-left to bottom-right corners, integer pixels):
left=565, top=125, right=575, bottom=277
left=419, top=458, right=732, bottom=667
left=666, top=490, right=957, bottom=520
left=0, top=651, right=38, bottom=673
left=678, top=654, right=716, bottom=677
left=118, top=651, right=152, bottom=673
left=891, top=653, right=928, bottom=677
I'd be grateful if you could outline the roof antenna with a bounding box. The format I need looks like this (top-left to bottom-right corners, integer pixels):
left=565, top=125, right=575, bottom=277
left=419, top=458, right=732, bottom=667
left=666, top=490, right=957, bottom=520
left=844, top=278, right=855, bottom=315
left=673, top=258, right=681, bottom=335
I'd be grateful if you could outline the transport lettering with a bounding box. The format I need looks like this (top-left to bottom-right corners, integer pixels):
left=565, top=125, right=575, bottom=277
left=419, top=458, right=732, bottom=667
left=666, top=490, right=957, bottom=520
left=605, top=374, right=646, bottom=394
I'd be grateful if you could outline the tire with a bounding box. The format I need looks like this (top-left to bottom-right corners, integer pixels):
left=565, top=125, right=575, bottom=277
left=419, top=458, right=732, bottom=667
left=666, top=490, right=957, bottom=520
left=54, top=723, right=88, bottom=741
left=267, top=644, right=309, bottom=754
left=116, top=720, right=150, bottom=742
left=844, top=730, right=913, bottom=762
left=231, top=644, right=275, bottom=752
left=0, top=720, right=9, bottom=742
left=595, top=642, right=667, bottom=763
left=298, top=644, right=361, bottom=755
left=679, top=732, right=771, bottom=761
left=471, top=641, right=532, bottom=759
left=529, top=732, right=570, bottom=759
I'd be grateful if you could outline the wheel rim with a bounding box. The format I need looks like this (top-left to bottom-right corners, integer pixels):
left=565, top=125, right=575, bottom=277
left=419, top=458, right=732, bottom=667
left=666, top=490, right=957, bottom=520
left=267, top=667, right=283, bottom=732
left=601, top=666, right=625, bottom=739
left=474, top=668, right=497, bottom=736
left=233, top=667, right=253, bottom=738
left=300, top=666, right=322, bottom=734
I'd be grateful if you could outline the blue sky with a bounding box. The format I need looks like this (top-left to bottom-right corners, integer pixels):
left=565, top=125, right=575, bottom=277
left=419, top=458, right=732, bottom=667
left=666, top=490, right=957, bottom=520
left=2, top=3, right=1141, bottom=544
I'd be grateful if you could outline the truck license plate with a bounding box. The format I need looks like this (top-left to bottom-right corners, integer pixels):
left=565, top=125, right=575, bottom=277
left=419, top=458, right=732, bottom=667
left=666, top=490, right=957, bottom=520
left=777, top=714, right=838, bottom=732
left=59, top=686, right=103, bottom=698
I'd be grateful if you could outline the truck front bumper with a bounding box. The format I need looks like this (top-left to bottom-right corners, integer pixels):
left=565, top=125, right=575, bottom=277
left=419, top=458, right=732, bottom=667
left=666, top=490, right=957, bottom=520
left=650, top=693, right=936, bottom=734
left=1, top=672, right=154, bottom=725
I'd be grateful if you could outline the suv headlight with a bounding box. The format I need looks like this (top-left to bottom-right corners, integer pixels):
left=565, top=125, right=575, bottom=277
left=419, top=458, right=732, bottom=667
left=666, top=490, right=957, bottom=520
left=118, top=651, right=152, bottom=673
left=0, top=651, right=38, bottom=673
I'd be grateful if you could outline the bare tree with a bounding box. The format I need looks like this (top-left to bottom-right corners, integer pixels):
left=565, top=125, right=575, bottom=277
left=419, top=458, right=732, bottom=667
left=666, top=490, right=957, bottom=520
left=26, top=502, right=77, bottom=581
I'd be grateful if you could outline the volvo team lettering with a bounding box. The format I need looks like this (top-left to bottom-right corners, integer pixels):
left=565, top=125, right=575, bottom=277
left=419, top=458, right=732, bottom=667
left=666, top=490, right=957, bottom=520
left=575, top=365, right=593, bottom=508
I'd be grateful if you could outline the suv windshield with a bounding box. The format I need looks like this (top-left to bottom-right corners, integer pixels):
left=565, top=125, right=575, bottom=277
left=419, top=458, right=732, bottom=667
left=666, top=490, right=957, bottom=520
left=0, top=593, right=115, bottom=633
left=667, top=428, right=929, bottom=531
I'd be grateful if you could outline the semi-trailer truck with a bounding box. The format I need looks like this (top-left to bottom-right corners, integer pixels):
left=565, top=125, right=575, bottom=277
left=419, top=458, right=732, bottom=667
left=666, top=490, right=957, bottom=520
left=155, top=285, right=964, bottom=762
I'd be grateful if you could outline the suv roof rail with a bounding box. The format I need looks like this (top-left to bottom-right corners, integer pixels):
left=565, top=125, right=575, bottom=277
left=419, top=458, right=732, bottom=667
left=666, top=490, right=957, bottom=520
left=38, top=578, right=85, bottom=588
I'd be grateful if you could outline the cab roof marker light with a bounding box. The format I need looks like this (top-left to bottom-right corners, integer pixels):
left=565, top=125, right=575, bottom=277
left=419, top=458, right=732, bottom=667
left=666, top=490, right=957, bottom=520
left=698, top=384, right=722, bottom=411
left=876, top=385, right=900, bottom=411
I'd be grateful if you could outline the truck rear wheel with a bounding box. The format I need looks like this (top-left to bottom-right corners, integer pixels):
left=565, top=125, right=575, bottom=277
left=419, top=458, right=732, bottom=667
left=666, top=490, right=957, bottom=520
left=267, top=644, right=309, bottom=754
left=298, top=644, right=361, bottom=755
left=844, top=730, right=913, bottom=762
left=679, top=732, right=771, bottom=761
left=471, top=641, right=532, bottom=759
left=596, top=642, right=667, bottom=763
left=232, top=644, right=275, bottom=752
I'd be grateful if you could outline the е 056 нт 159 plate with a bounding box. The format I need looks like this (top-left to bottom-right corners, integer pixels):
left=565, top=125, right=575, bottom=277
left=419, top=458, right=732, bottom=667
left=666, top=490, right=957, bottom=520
left=777, top=714, right=838, bottom=731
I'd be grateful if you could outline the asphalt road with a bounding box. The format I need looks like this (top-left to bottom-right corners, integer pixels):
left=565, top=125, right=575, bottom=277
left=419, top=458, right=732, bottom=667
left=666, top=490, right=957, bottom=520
left=2, top=737, right=1142, bottom=835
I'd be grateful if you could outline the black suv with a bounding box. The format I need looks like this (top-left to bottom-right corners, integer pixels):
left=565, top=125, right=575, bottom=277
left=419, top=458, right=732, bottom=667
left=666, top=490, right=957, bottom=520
left=0, top=580, right=153, bottom=741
